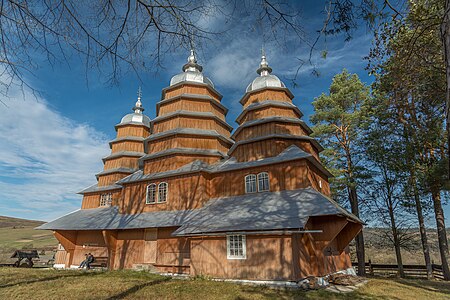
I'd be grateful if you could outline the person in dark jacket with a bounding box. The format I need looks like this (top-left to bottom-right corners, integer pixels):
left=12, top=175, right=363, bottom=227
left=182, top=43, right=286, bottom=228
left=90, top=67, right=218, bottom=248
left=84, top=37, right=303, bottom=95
left=85, top=253, right=95, bottom=270
left=78, top=254, right=88, bottom=269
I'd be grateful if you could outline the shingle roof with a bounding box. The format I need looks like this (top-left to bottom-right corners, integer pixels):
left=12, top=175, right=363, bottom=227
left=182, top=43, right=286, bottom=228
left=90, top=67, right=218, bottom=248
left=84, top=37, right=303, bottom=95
left=139, top=148, right=226, bottom=164
left=173, top=188, right=363, bottom=236
left=36, top=206, right=193, bottom=231
left=77, top=183, right=122, bottom=194
left=38, top=187, right=362, bottom=232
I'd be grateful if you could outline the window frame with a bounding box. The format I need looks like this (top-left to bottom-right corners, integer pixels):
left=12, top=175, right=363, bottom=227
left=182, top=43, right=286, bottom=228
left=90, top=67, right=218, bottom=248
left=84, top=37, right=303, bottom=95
left=157, top=182, right=168, bottom=203
left=257, top=172, right=270, bottom=192
left=226, top=235, right=247, bottom=259
left=146, top=183, right=157, bottom=204
left=99, top=193, right=112, bottom=207
left=244, top=174, right=257, bottom=194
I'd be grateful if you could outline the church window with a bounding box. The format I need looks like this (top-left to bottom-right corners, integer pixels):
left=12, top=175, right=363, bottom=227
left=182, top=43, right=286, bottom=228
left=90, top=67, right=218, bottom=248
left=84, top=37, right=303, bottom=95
left=146, top=184, right=157, bottom=204
left=257, top=172, right=270, bottom=192
left=158, top=182, right=168, bottom=203
left=227, top=235, right=246, bottom=259
left=245, top=174, right=257, bottom=193
left=99, top=193, right=112, bottom=207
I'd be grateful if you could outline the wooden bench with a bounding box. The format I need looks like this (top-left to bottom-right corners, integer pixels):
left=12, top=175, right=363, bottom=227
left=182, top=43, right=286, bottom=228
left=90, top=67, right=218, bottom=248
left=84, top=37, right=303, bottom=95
left=89, top=257, right=108, bottom=269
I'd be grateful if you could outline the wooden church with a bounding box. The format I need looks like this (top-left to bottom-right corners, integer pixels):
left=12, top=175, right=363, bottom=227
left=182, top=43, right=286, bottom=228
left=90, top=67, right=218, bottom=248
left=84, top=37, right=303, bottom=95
left=39, top=51, right=363, bottom=281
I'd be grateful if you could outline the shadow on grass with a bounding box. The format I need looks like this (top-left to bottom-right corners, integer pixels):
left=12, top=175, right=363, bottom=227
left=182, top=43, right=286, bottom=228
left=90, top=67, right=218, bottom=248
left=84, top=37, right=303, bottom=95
left=105, top=277, right=171, bottom=300
left=395, top=278, right=450, bottom=296
left=0, top=270, right=102, bottom=289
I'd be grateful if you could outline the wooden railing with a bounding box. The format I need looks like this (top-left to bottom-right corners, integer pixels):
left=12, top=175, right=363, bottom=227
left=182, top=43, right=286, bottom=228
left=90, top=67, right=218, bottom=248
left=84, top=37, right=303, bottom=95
left=352, top=260, right=444, bottom=279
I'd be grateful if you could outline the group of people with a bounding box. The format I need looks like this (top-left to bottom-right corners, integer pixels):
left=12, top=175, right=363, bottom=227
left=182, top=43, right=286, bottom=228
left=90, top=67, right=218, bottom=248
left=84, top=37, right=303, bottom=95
left=78, top=253, right=95, bottom=270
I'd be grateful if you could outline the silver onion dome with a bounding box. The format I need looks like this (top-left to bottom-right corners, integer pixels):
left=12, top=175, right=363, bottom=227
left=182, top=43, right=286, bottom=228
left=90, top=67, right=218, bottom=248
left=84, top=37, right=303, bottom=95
left=246, top=54, right=285, bottom=93
left=170, top=50, right=214, bottom=87
left=120, top=87, right=151, bottom=127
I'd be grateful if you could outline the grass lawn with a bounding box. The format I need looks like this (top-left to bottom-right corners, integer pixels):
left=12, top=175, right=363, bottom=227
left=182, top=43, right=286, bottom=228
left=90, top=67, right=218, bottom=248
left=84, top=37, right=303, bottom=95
left=1, top=268, right=450, bottom=300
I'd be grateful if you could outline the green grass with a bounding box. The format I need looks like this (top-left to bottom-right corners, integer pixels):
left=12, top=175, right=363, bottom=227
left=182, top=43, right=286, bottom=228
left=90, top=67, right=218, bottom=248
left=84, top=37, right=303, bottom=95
left=0, top=268, right=449, bottom=300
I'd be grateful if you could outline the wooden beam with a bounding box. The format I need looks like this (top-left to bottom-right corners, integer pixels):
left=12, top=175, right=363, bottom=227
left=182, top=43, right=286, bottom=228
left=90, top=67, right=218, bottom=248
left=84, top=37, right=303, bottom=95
left=102, top=230, right=118, bottom=270
left=336, top=222, right=363, bottom=252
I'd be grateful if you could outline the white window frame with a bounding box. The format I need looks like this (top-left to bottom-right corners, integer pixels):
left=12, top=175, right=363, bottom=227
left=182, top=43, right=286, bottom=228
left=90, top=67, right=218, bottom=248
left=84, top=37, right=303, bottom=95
left=227, top=235, right=246, bottom=259
left=257, top=172, right=270, bottom=192
left=146, top=183, right=157, bottom=204
left=244, top=174, right=257, bottom=194
left=157, top=182, right=168, bottom=203
left=99, top=193, right=112, bottom=207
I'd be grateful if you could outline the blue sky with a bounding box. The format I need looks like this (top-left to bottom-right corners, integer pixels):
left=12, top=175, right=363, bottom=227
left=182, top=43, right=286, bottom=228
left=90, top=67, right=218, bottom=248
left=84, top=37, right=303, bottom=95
left=0, top=1, right=446, bottom=224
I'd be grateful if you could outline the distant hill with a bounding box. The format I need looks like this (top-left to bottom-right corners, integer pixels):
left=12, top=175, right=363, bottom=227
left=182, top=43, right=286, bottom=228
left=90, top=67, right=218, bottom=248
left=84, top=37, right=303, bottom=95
left=0, top=215, right=45, bottom=228
left=0, top=216, right=57, bottom=263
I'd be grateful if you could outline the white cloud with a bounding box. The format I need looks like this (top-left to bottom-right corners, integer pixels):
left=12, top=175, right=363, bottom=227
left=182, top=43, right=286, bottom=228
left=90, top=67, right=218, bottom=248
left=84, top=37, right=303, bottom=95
left=0, top=93, right=110, bottom=221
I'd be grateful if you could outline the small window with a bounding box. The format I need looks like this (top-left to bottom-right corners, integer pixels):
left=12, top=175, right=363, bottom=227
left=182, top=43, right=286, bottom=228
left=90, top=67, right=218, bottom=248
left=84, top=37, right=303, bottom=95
left=245, top=174, right=257, bottom=193
left=319, top=180, right=322, bottom=189
left=227, top=235, right=246, bottom=259
left=257, top=172, right=270, bottom=192
left=158, top=182, right=168, bottom=203
left=100, top=193, right=112, bottom=206
left=146, top=184, right=157, bottom=204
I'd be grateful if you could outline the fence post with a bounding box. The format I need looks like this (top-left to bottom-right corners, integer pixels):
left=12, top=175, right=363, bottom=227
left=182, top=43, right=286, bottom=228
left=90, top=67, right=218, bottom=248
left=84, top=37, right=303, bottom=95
left=369, top=259, right=374, bottom=276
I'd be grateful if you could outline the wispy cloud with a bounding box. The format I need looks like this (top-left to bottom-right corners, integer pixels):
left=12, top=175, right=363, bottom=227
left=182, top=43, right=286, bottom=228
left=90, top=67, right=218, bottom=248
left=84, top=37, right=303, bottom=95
left=0, top=92, right=110, bottom=221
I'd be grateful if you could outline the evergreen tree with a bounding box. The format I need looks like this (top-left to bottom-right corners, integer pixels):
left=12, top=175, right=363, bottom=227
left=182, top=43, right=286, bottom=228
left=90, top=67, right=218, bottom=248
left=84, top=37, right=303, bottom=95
left=310, top=69, right=370, bottom=276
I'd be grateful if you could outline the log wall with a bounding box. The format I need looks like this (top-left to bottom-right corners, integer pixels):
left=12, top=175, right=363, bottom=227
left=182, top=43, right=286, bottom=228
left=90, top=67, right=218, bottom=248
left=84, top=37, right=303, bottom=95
left=190, top=235, right=294, bottom=280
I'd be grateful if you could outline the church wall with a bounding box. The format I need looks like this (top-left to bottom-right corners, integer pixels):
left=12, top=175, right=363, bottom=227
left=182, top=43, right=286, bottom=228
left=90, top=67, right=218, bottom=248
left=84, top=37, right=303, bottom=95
left=307, top=163, right=331, bottom=196
left=164, top=85, right=221, bottom=101
left=98, top=173, right=130, bottom=186
left=158, top=99, right=226, bottom=120
left=155, top=227, right=190, bottom=271
left=190, top=235, right=294, bottom=280
left=210, top=160, right=312, bottom=198
left=104, top=157, right=140, bottom=170
left=110, top=141, right=144, bottom=153
left=72, top=231, right=108, bottom=266
left=143, top=154, right=220, bottom=174
left=113, top=229, right=145, bottom=269
left=239, top=106, right=300, bottom=124
left=153, top=116, right=230, bottom=136
left=242, top=89, right=292, bottom=108
left=148, top=136, right=230, bottom=154
left=120, top=173, right=209, bottom=214
left=81, top=190, right=121, bottom=209
left=231, top=138, right=320, bottom=162
left=234, top=122, right=308, bottom=141
left=116, top=125, right=150, bottom=138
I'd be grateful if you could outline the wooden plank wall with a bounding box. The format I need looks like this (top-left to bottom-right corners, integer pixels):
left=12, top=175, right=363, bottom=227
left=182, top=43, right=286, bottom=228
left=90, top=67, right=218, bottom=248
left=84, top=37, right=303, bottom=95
left=190, top=235, right=294, bottom=280
left=148, top=135, right=230, bottom=154
left=143, top=154, right=220, bottom=174
left=231, top=138, right=320, bottom=162
left=81, top=190, right=121, bottom=209
left=234, top=122, right=308, bottom=141
left=117, top=125, right=150, bottom=138
left=242, top=90, right=292, bottom=108
left=239, top=106, right=300, bottom=124
left=164, top=85, right=221, bottom=102
left=120, top=174, right=209, bottom=214
left=159, top=99, right=226, bottom=120
left=104, top=157, right=140, bottom=170
left=111, top=141, right=144, bottom=152
left=153, top=117, right=230, bottom=136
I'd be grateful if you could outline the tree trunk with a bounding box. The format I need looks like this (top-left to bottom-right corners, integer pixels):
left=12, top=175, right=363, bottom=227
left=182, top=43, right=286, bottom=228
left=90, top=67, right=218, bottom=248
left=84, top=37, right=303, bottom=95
left=388, top=202, right=405, bottom=278
left=349, top=186, right=365, bottom=276
left=441, top=0, right=450, bottom=179
left=431, top=189, right=450, bottom=280
left=411, top=173, right=433, bottom=279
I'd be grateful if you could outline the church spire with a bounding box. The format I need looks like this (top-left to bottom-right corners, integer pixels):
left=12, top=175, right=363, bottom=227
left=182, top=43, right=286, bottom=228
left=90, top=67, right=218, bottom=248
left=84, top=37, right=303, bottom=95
left=182, top=49, right=203, bottom=72
left=257, top=50, right=273, bottom=76
left=133, top=86, right=145, bottom=114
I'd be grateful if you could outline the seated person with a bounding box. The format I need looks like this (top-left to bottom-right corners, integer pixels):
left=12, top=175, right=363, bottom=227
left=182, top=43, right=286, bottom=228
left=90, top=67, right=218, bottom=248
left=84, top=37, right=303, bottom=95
left=85, top=253, right=95, bottom=270
left=78, top=254, right=88, bottom=268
